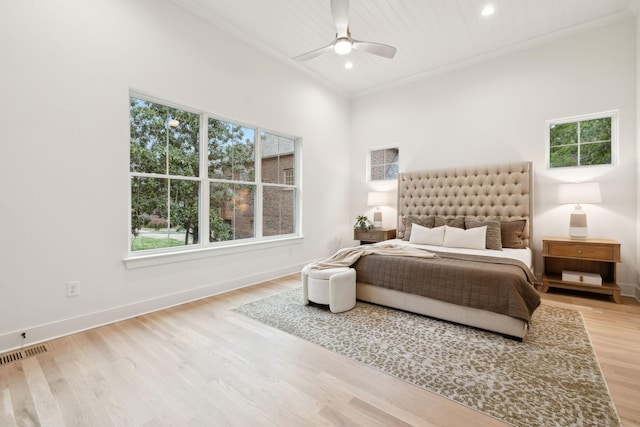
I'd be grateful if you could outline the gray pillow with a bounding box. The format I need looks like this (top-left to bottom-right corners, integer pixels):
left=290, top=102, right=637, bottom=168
left=402, top=215, right=435, bottom=241
left=434, top=216, right=465, bottom=229
left=500, top=219, right=527, bottom=249
left=465, top=218, right=502, bottom=250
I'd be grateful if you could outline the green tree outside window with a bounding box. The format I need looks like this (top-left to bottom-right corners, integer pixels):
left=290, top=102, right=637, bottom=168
left=130, top=96, right=298, bottom=253
left=549, top=115, right=613, bottom=168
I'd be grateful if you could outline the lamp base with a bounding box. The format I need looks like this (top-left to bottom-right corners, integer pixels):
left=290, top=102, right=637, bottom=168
left=373, top=209, right=382, bottom=228
left=568, top=208, right=588, bottom=239
left=568, top=226, right=588, bottom=240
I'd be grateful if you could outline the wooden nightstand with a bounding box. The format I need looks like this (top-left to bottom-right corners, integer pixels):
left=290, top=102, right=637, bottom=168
left=542, top=237, right=621, bottom=303
left=354, top=228, right=396, bottom=244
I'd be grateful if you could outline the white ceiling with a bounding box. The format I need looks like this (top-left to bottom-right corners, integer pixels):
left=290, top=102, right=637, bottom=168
left=170, top=0, right=635, bottom=96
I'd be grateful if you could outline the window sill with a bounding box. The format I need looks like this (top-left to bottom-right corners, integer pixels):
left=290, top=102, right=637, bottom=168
left=123, top=236, right=304, bottom=269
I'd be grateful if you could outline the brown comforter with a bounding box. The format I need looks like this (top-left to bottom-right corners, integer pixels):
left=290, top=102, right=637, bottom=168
left=352, top=251, right=541, bottom=322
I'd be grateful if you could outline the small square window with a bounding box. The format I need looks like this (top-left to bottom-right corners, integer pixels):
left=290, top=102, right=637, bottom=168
left=369, top=148, right=399, bottom=180
left=547, top=112, right=616, bottom=169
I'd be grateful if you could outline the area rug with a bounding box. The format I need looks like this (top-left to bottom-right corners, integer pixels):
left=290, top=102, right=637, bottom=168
left=234, top=287, right=620, bottom=427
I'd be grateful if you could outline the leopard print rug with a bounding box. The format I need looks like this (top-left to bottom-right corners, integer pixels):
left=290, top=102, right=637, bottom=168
left=234, top=287, right=619, bottom=427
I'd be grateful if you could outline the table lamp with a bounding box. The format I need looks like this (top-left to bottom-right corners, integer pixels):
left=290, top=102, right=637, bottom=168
left=557, top=182, right=601, bottom=239
left=367, top=191, right=390, bottom=228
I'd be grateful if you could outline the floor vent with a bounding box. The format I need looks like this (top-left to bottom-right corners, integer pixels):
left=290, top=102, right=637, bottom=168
left=0, top=344, right=51, bottom=366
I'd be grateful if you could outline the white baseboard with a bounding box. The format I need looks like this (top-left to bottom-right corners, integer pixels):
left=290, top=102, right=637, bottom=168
left=0, top=263, right=307, bottom=354
left=619, top=282, right=637, bottom=299
left=3, top=267, right=636, bottom=354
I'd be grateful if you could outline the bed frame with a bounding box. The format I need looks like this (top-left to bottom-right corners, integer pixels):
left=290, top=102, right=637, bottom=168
left=356, top=161, right=534, bottom=339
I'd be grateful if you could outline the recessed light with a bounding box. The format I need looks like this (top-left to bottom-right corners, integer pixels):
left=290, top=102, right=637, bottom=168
left=481, top=3, right=495, bottom=17
left=344, top=61, right=353, bottom=69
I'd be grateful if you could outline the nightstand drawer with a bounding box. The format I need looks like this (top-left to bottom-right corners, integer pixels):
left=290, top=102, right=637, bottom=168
left=547, top=243, right=614, bottom=260
left=356, top=230, right=385, bottom=241
left=354, top=228, right=396, bottom=243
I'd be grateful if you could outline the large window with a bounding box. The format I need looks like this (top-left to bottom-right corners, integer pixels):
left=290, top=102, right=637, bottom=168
left=547, top=112, right=617, bottom=168
left=129, top=95, right=300, bottom=254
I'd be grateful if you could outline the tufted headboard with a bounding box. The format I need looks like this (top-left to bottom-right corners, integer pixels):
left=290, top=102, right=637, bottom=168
left=397, top=162, right=533, bottom=248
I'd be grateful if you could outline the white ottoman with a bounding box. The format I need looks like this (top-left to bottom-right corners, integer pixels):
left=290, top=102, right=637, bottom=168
left=301, top=265, right=356, bottom=313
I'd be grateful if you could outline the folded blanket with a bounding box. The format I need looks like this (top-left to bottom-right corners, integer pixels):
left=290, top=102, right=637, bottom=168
left=307, top=243, right=436, bottom=270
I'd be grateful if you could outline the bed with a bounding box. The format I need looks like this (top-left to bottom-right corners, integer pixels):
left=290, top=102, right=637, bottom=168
left=353, top=161, right=540, bottom=340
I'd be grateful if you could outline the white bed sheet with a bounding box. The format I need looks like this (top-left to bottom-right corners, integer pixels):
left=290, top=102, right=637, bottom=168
left=380, top=239, right=533, bottom=271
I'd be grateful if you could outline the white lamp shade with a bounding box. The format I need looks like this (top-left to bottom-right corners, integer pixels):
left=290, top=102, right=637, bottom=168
left=557, top=182, right=601, bottom=205
left=367, top=191, right=391, bottom=207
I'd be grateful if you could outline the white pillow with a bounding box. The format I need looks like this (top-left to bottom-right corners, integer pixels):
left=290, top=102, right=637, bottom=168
left=443, top=225, right=486, bottom=250
left=409, top=224, right=445, bottom=246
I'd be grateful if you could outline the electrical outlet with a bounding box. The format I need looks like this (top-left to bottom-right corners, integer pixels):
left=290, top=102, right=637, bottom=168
left=67, top=281, right=80, bottom=297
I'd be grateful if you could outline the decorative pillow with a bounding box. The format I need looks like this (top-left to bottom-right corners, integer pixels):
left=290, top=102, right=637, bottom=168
left=443, top=225, right=486, bottom=250
left=465, top=218, right=502, bottom=250
left=398, top=216, right=408, bottom=239
left=409, top=224, right=445, bottom=246
left=500, top=219, right=527, bottom=249
left=434, top=216, right=465, bottom=229
left=402, top=215, right=435, bottom=241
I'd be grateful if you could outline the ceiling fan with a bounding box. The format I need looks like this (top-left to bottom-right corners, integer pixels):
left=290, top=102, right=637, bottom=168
left=293, top=0, right=397, bottom=62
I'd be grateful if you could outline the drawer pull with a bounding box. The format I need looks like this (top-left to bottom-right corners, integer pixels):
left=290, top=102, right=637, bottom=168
left=577, top=249, right=582, bottom=254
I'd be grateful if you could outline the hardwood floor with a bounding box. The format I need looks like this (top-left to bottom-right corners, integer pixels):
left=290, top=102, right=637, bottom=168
left=1, top=274, right=639, bottom=426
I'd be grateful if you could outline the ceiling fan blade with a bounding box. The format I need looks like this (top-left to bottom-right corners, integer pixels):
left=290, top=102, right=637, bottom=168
left=352, top=40, right=397, bottom=58
left=293, top=43, right=334, bottom=62
left=331, top=0, right=350, bottom=37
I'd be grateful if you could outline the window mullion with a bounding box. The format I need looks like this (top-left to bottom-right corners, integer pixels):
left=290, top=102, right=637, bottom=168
left=577, top=121, right=581, bottom=166
left=131, top=172, right=200, bottom=181
left=295, top=138, right=302, bottom=235
left=166, top=178, right=172, bottom=235
left=255, top=129, right=263, bottom=238
left=200, top=114, right=210, bottom=247
left=165, top=120, right=171, bottom=235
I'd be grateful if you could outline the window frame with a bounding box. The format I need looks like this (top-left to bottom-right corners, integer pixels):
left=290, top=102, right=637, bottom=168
left=126, top=92, right=302, bottom=267
left=367, top=146, right=399, bottom=181
left=545, top=110, right=618, bottom=169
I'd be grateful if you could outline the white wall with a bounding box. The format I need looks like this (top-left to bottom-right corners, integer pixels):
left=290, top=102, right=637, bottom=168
left=0, top=0, right=351, bottom=351
left=637, top=12, right=640, bottom=300
left=350, top=18, right=637, bottom=294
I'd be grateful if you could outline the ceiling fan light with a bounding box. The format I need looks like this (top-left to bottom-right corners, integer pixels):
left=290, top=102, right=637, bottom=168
left=334, top=38, right=352, bottom=55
